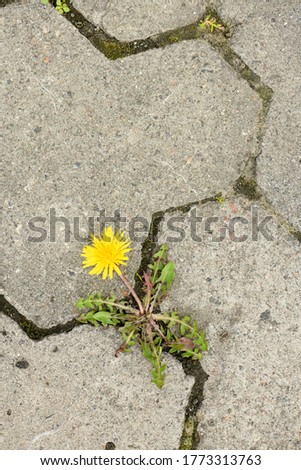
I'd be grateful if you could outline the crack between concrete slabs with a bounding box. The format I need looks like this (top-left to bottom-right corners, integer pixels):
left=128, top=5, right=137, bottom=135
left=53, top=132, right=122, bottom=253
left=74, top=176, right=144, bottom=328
left=5, top=2, right=299, bottom=240
left=2, top=0, right=300, bottom=450
left=4, top=186, right=298, bottom=449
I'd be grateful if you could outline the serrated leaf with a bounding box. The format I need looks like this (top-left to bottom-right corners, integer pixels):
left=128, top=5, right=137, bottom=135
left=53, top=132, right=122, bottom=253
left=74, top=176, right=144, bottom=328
left=75, top=298, right=85, bottom=309
left=84, top=310, right=95, bottom=320
left=93, top=311, right=117, bottom=326
left=85, top=300, right=95, bottom=309
left=76, top=314, right=88, bottom=324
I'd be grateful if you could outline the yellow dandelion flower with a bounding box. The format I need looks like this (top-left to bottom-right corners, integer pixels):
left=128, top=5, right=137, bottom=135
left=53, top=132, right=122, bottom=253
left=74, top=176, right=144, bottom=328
left=81, top=226, right=131, bottom=280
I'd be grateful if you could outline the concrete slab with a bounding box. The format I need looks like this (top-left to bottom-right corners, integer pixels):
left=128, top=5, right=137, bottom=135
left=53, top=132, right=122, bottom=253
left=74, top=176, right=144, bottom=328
left=159, top=197, right=301, bottom=449
left=1, top=314, right=194, bottom=449
left=73, top=0, right=207, bottom=41
left=257, top=97, right=301, bottom=231
left=3, top=4, right=261, bottom=327
left=212, top=0, right=301, bottom=230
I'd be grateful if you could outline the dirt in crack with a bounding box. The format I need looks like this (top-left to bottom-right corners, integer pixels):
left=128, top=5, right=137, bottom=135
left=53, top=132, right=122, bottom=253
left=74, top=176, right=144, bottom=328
left=178, top=356, right=209, bottom=450
left=45, top=2, right=231, bottom=60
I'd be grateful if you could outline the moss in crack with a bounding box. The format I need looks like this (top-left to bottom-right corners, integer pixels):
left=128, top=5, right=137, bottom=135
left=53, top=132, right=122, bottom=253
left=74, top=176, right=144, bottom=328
left=259, top=198, right=301, bottom=243
left=95, top=38, right=135, bottom=60
left=0, top=295, right=78, bottom=340
left=283, top=227, right=301, bottom=243
left=207, top=36, right=273, bottom=96
left=234, top=176, right=261, bottom=201
left=153, top=23, right=203, bottom=48
left=257, top=85, right=273, bottom=117
left=181, top=416, right=197, bottom=450
left=44, top=2, right=232, bottom=60
left=293, top=231, right=301, bottom=243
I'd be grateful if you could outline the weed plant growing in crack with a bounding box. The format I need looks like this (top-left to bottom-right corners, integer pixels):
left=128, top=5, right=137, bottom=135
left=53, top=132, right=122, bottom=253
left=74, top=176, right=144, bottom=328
left=76, top=226, right=207, bottom=388
left=199, top=15, right=224, bottom=33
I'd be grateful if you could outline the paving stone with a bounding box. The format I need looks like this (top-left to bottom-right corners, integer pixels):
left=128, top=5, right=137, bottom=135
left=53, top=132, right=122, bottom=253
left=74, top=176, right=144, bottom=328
left=1, top=314, right=194, bottom=449
left=3, top=4, right=261, bottom=327
left=73, top=0, right=207, bottom=41
left=257, top=98, right=301, bottom=231
left=159, top=197, right=301, bottom=449
left=212, top=0, right=301, bottom=230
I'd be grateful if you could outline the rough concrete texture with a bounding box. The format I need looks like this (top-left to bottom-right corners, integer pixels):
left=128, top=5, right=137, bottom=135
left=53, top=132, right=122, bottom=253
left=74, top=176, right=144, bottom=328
left=2, top=0, right=301, bottom=451
left=73, top=0, right=207, bottom=41
left=1, top=315, right=194, bottom=449
left=159, top=197, right=301, bottom=449
left=212, top=0, right=301, bottom=229
left=3, top=4, right=260, bottom=327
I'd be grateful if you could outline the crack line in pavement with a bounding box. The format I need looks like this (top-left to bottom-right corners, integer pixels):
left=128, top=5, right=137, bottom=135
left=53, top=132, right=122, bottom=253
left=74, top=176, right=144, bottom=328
left=6, top=3, right=297, bottom=243
left=0, top=295, right=78, bottom=340
left=45, top=2, right=232, bottom=59
left=232, top=178, right=301, bottom=242
left=134, top=194, right=221, bottom=450
left=1, top=194, right=220, bottom=450
left=2, top=0, right=299, bottom=450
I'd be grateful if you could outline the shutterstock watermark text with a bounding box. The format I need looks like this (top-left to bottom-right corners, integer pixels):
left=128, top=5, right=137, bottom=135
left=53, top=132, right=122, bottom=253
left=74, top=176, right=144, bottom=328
left=27, top=206, right=273, bottom=244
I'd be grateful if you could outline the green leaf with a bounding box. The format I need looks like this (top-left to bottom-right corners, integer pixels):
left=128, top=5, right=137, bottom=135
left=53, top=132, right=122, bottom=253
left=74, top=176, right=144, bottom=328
left=157, top=262, right=175, bottom=289
left=169, top=311, right=179, bottom=327
left=41, top=0, right=49, bottom=5
left=75, top=298, right=85, bottom=309
left=93, top=311, right=118, bottom=326
left=153, top=243, right=168, bottom=259
left=76, top=314, right=88, bottom=324
left=180, top=315, right=190, bottom=335
left=85, top=310, right=94, bottom=318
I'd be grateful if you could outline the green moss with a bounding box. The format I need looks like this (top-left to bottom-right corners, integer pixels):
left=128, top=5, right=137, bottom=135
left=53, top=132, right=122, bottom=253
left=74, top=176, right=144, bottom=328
left=178, top=356, right=208, bottom=449
left=180, top=416, right=197, bottom=450
left=95, top=39, right=133, bottom=60
left=257, top=85, right=273, bottom=116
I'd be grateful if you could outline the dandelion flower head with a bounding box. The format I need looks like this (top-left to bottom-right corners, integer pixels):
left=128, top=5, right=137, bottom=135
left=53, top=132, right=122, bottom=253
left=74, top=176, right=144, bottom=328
left=81, top=226, right=131, bottom=279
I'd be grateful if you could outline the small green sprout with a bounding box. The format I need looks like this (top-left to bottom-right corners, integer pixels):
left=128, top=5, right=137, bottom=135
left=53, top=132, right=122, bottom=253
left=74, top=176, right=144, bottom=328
left=41, top=0, right=70, bottom=15
left=215, top=194, right=225, bottom=204
left=76, top=228, right=207, bottom=388
left=200, top=15, right=224, bottom=33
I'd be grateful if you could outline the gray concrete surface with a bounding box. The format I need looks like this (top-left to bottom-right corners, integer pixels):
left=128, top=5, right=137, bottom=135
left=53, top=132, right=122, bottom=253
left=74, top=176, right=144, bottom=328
left=73, top=0, right=207, bottom=41
left=1, top=315, right=193, bottom=449
left=159, top=197, right=301, bottom=449
left=2, top=0, right=301, bottom=451
left=212, top=0, right=301, bottom=230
